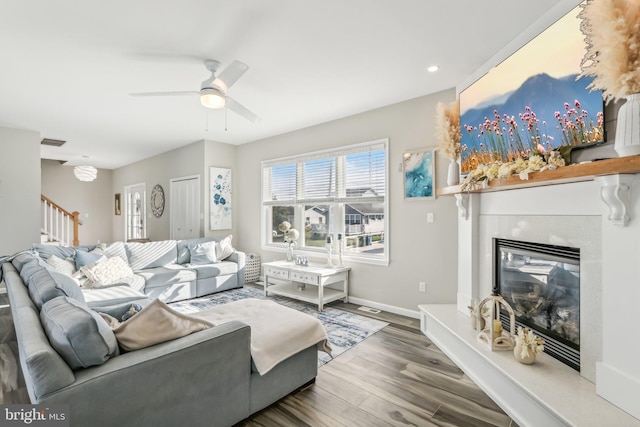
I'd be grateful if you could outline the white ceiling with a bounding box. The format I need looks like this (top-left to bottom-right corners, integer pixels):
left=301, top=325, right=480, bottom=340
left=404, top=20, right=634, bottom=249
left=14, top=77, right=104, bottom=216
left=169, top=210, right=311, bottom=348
left=0, top=0, right=562, bottom=169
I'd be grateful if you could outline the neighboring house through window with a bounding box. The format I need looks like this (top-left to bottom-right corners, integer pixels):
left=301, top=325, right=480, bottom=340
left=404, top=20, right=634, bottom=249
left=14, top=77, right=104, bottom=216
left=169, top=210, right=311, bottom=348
left=262, top=139, right=388, bottom=265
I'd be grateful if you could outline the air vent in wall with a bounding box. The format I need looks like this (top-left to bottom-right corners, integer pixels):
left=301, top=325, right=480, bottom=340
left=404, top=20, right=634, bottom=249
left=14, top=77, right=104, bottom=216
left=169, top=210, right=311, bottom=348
left=41, top=138, right=66, bottom=147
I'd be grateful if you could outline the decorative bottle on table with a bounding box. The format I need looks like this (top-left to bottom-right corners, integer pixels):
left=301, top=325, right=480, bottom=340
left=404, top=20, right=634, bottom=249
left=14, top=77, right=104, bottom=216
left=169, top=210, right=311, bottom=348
left=337, top=233, right=344, bottom=267
left=326, top=234, right=334, bottom=267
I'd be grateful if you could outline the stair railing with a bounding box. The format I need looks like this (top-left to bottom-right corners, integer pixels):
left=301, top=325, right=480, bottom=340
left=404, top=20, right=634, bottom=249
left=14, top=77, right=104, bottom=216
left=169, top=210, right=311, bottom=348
left=41, top=195, right=80, bottom=246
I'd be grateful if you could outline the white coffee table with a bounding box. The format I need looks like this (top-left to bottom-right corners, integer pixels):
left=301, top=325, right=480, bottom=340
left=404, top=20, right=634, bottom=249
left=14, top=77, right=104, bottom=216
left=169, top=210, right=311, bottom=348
left=263, top=261, right=350, bottom=311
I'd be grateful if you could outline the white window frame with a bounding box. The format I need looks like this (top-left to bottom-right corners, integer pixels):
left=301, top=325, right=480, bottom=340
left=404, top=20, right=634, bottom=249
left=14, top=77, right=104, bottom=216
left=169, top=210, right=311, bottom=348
left=261, top=139, right=389, bottom=266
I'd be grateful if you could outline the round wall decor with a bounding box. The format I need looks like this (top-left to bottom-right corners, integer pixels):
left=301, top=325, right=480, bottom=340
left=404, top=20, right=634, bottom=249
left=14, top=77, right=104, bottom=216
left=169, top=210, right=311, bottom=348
left=150, top=184, right=165, bottom=218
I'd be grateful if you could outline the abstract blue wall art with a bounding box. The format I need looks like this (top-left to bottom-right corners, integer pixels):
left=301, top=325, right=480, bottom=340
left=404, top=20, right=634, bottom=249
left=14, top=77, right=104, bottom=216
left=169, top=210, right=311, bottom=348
left=403, top=150, right=435, bottom=199
left=210, top=167, right=232, bottom=230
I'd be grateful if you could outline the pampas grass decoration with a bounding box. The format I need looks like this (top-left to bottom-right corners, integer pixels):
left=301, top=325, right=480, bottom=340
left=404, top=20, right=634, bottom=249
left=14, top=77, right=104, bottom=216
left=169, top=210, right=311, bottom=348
left=579, top=0, right=640, bottom=102
left=435, top=100, right=461, bottom=161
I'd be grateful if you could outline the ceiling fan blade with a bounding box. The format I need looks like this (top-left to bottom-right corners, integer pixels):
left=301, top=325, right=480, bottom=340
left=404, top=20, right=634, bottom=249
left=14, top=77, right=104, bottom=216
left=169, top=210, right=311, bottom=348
left=129, top=91, right=199, bottom=97
left=215, top=60, right=249, bottom=91
left=226, top=97, right=260, bottom=123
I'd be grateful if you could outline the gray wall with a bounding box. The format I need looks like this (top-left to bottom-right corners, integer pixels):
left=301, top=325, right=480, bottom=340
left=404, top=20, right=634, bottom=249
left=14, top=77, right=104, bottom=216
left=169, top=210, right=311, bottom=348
left=0, top=127, right=41, bottom=254
left=236, top=89, right=459, bottom=312
left=41, top=159, right=113, bottom=246
left=111, top=139, right=238, bottom=243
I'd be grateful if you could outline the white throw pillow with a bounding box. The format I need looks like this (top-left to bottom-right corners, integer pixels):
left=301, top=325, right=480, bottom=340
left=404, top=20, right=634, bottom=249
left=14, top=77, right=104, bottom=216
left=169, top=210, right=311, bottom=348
left=80, top=256, right=135, bottom=288
left=46, top=255, right=76, bottom=276
left=215, top=235, right=235, bottom=261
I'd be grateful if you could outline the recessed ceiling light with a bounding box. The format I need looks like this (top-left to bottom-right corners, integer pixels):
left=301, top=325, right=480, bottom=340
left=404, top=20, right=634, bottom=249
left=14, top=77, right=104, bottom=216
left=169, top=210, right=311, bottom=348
left=427, top=65, right=439, bottom=73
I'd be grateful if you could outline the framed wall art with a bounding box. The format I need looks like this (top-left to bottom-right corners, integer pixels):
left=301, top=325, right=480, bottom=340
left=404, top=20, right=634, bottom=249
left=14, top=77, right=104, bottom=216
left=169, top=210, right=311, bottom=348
left=403, top=149, right=435, bottom=199
left=114, top=193, right=121, bottom=215
left=210, top=167, right=232, bottom=230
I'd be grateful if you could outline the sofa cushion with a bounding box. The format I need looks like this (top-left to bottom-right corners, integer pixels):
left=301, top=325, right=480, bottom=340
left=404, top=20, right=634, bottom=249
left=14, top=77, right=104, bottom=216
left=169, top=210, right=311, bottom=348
left=188, top=261, right=238, bottom=280
left=188, top=241, right=218, bottom=265
left=11, top=251, right=38, bottom=271
left=177, top=237, right=216, bottom=264
left=82, top=284, right=148, bottom=308
left=101, top=299, right=212, bottom=351
left=126, top=240, right=177, bottom=271
left=75, top=250, right=106, bottom=270
left=110, top=273, right=146, bottom=293
left=28, top=269, right=85, bottom=309
left=101, top=241, right=129, bottom=264
left=19, top=261, right=49, bottom=286
left=32, top=244, right=93, bottom=261
left=136, top=265, right=197, bottom=289
left=46, top=255, right=76, bottom=276
left=40, top=296, right=119, bottom=369
left=80, top=256, right=134, bottom=287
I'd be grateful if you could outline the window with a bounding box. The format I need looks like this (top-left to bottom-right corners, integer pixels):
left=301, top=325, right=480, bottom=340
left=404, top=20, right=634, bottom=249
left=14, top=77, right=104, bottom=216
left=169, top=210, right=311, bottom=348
left=262, top=139, right=388, bottom=265
left=124, top=183, right=146, bottom=241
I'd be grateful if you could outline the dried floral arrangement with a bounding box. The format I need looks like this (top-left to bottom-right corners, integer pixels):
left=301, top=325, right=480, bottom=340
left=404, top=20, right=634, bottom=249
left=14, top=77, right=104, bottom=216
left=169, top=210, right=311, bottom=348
left=579, top=0, right=640, bottom=102
left=435, top=100, right=461, bottom=161
left=461, top=151, right=566, bottom=191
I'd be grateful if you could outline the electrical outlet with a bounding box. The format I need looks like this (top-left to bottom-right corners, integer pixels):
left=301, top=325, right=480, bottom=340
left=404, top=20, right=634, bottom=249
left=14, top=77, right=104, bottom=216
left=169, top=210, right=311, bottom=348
left=427, top=212, right=434, bottom=223
left=419, top=281, right=426, bottom=292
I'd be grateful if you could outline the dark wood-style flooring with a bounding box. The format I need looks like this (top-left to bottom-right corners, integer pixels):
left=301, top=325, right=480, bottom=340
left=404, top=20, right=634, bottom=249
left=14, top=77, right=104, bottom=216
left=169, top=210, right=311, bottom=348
left=238, top=300, right=518, bottom=427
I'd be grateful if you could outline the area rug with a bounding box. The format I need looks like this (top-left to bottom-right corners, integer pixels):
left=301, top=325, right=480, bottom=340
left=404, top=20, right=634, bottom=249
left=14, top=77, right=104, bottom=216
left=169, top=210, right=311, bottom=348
left=170, top=287, right=389, bottom=366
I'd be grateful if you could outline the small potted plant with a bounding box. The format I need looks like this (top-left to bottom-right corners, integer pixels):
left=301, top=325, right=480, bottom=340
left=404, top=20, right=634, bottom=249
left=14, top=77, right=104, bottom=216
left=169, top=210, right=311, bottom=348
left=513, top=327, right=545, bottom=364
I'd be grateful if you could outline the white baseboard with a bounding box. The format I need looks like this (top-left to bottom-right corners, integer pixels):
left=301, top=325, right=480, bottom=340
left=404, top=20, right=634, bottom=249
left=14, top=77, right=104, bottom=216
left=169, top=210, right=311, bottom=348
left=348, top=296, right=420, bottom=319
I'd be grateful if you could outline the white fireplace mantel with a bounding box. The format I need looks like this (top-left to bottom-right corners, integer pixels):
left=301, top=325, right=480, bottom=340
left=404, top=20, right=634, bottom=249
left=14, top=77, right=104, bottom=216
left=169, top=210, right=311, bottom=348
left=437, top=170, right=640, bottom=425
left=420, top=304, right=640, bottom=427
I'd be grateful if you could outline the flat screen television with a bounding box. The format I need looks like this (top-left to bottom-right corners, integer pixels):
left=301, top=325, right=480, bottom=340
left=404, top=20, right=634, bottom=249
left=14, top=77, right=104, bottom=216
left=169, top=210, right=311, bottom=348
left=459, top=2, right=604, bottom=173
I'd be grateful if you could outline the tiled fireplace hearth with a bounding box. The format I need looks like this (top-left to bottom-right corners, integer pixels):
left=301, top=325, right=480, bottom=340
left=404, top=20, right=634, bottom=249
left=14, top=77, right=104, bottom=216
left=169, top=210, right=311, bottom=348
left=422, top=174, right=640, bottom=426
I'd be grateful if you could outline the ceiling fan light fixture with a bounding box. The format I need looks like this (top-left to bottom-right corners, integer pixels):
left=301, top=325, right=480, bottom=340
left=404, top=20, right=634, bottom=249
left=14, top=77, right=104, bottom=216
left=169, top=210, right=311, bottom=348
left=200, top=88, right=226, bottom=109
left=74, top=165, right=98, bottom=182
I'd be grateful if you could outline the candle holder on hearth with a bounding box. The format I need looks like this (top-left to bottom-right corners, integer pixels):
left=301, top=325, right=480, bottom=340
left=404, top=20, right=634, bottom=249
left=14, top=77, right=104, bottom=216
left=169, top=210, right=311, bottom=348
left=477, top=294, right=515, bottom=351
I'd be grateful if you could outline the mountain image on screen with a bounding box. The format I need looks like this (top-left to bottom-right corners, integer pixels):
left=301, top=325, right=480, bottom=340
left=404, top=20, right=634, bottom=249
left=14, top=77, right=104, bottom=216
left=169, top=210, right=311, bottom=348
left=460, top=72, right=604, bottom=170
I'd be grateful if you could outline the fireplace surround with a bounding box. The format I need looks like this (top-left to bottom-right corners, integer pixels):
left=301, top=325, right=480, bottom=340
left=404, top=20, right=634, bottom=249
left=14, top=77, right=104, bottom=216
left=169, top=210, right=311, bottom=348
left=422, top=173, right=640, bottom=425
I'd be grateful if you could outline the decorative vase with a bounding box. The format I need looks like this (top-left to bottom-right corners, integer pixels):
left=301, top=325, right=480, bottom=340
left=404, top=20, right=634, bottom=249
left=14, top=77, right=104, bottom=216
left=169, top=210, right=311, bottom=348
left=286, top=242, right=294, bottom=262
left=513, top=343, right=536, bottom=365
left=471, top=315, right=485, bottom=331
left=614, top=93, right=640, bottom=157
left=447, top=160, right=460, bottom=186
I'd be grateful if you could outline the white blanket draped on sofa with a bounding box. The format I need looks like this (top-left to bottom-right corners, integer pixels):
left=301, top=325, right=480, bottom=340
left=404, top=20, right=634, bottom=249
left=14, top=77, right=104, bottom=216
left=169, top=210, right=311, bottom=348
left=192, top=298, right=332, bottom=375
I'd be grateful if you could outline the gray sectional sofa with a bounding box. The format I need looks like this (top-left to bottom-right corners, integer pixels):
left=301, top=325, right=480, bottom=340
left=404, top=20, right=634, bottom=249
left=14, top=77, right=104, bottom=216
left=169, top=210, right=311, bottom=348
left=32, top=237, right=246, bottom=303
left=2, top=239, right=319, bottom=427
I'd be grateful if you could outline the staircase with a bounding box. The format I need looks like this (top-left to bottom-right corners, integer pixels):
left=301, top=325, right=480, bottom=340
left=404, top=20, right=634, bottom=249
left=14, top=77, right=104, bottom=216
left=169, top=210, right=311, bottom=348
left=40, top=195, right=81, bottom=246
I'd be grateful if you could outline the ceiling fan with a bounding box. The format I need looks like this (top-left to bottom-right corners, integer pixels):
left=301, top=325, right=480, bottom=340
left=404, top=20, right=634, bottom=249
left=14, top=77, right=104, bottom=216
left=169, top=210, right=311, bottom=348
left=130, top=59, right=259, bottom=123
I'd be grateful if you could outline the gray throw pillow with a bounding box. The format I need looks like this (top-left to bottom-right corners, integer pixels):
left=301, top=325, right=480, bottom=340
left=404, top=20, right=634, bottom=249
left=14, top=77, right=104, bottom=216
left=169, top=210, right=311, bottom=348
left=92, top=301, right=148, bottom=322
left=40, top=296, right=119, bottom=369
left=28, top=269, right=85, bottom=309
left=188, top=241, right=217, bottom=265
left=75, top=250, right=106, bottom=270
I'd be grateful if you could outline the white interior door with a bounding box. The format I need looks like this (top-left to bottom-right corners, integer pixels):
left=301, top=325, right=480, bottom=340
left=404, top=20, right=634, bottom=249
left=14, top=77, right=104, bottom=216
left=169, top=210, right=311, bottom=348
left=170, top=176, right=200, bottom=240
